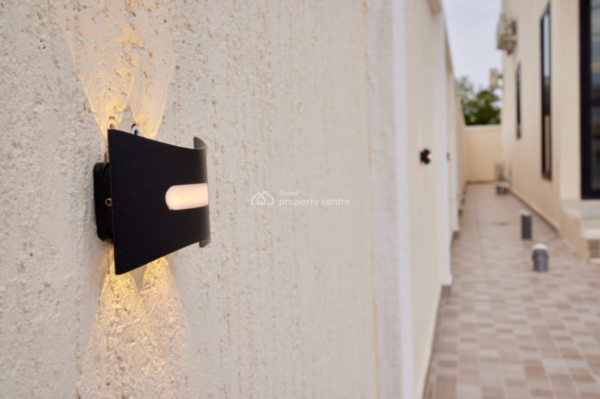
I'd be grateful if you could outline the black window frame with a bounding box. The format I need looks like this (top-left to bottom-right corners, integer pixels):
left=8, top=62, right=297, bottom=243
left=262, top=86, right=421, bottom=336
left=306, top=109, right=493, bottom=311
left=516, top=63, right=522, bottom=139
left=581, top=0, right=600, bottom=198
left=540, top=4, right=552, bottom=180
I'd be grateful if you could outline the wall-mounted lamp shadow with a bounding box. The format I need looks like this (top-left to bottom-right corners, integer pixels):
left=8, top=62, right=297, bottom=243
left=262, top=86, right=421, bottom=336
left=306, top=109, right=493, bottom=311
left=420, top=148, right=432, bottom=165
left=94, top=129, right=211, bottom=275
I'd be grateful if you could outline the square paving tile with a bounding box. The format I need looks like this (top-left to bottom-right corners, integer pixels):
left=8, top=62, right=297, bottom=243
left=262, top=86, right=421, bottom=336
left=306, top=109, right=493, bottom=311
left=424, top=184, right=600, bottom=399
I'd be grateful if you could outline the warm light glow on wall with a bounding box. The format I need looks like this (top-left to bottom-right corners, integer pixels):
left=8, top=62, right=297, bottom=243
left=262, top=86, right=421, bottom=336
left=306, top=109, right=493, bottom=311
left=78, top=256, right=190, bottom=396
left=54, top=2, right=191, bottom=394
left=54, top=1, right=176, bottom=138
left=165, top=183, right=209, bottom=210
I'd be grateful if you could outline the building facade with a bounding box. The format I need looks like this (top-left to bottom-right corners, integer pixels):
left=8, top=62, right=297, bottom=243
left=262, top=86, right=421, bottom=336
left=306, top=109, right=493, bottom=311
left=498, top=0, right=600, bottom=260
left=0, top=0, right=471, bottom=398
left=369, top=0, right=468, bottom=396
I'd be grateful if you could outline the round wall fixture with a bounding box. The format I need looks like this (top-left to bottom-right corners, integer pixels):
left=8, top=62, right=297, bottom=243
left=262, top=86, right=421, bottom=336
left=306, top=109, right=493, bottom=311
left=93, top=129, right=211, bottom=275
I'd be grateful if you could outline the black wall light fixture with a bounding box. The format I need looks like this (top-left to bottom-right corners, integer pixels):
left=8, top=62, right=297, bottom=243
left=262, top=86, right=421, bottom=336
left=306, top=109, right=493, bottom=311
left=94, top=128, right=211, bottom=275
left=420, top=148, right=432, bottom=165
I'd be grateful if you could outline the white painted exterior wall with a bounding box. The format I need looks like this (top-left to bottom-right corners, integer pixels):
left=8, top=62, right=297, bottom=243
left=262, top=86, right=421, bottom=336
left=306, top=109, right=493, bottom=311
left=368, top=0, right=413, bottom=396
left=405, top=1, right=462, bottom=395
left=499, top=0, right=588, bottom=256
left=500, top=0, right=563, bottom=226
left=369, top=2, right=465, bottom=395
left=0, top=1, right=378, bottom=397
left=0, top=0, right=467, bottom=398
left=466, top=125, right=503, bottom=183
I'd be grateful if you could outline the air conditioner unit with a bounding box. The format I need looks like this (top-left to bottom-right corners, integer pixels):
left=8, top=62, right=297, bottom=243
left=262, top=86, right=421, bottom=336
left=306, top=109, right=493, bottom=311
left=497, top=12, right=517, bottom=54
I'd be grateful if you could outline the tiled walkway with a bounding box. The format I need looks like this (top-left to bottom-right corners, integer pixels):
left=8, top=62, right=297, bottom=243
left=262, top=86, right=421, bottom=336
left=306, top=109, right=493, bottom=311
left=424, top=184, right=600, bottom=399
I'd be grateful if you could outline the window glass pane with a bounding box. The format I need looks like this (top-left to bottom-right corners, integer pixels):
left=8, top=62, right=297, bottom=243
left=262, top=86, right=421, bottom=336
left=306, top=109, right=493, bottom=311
left=591, top=0, right=600, bottom=189
left=543, top=15, right=551, bottom=78
left=541, top=8, right=552, bottom=178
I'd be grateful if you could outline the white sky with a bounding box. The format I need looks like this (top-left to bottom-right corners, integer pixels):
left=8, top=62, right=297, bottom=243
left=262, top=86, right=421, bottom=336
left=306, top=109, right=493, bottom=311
left=443, top=0, right=503, bottom=88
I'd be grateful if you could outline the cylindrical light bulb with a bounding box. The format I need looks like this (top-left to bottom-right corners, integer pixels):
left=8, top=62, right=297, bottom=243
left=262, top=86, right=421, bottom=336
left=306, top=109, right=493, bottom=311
left=165, top=183, right=209, bottom=211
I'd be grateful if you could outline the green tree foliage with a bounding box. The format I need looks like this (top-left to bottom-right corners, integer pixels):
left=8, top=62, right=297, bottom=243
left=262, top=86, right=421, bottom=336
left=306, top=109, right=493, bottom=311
left=458, top=76, right=501, bottom=126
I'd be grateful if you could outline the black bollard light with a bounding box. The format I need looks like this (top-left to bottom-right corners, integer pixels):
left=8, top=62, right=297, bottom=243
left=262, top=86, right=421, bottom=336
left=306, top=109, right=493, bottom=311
left=521, top=211, right=532, bottom=240
left=532, top=244, right=549, bottom=273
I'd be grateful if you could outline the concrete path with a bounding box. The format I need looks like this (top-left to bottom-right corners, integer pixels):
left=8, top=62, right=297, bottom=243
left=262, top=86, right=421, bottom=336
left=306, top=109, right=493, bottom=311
left=424, top=184, right=600, bottom=399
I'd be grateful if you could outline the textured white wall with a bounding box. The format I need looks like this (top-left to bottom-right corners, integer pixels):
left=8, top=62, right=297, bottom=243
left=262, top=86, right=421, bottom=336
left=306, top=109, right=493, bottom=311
left=456, top=100, right=469, bottom=201
left=0, top=1, right=378, bottom=397
left=465, top=125, right=503, bottom=183
left=431, top=12, right=452, bottom=288
left=368, top=2, right=465, bottom=397
left=501, top=0, right=580, bottom=226
left=367, top=0, right=416, bottom=398
left=405, top=0, right=443, bottom=394
left=447, top=69, right=461, bottom=234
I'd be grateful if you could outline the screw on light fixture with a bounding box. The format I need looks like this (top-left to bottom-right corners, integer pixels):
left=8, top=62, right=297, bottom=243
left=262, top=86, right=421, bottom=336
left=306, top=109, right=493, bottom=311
left=93, top=128, right=211, bottom=275
left=420, top=148, right=432, bottom=164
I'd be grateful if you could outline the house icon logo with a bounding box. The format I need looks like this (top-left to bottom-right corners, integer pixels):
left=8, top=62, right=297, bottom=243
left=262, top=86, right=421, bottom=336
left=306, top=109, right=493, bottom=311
left=251, top=191, right=275, bottom=206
